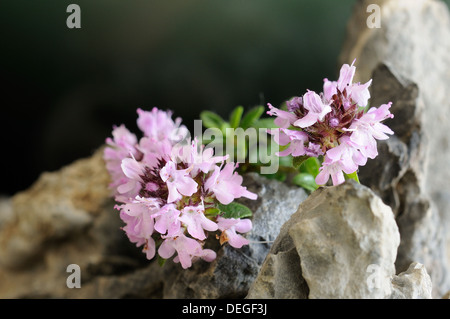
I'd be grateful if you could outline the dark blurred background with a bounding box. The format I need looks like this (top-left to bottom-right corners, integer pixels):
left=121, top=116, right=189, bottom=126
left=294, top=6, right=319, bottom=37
left=2, top=0, right=449, bottom=196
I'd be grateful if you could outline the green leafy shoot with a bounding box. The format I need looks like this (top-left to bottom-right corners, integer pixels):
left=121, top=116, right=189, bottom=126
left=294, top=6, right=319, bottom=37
left=217, top=202, right=253, bottom=219
left=291, top=157, right=320, bottom=191
left=299, top=156, right=320, bottom=176
left=200, top=111, right=226, bottom=129
left=157, top=255, right=167, bottom=267
left=229, top=105, right=244, bottom=129
left=344, top=171, right=360, bottom=183
left=199, top=105, right=273, bottom=167
left=205, top=207, right=221, bottom=218
left=253, top=117, right=278, bottom=129
left=292, top=173, right=317, bottom=192
left=240, top=106, right=265, bottom=129
left=199, top=105, right=323, bottom=193
left=292, top=156, right=310, bottom=169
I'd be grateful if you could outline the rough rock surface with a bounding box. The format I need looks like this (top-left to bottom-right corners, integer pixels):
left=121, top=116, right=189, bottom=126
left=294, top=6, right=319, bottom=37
left=356, top=64, right=449, bottom=298
left=142, top=172, right=308, bottom=299
left=390, top=262, right=433, bottom=299
left=339, top=0, right=450, bottom=297
left=0, top=149, right=307, bottom=298
left=247, top=181, right=432, bottom=299
left=0, top=148, right=143, bottom=298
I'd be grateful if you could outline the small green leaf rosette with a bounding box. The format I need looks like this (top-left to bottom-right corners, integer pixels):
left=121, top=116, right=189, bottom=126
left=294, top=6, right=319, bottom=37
left=217, top=202, right=253, bottom=219
left=291, top=156, right=320, bottom=191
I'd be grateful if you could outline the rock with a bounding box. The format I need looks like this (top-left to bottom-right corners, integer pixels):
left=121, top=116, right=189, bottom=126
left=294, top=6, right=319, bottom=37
left=390, top=262, right=432, bottom=299
left=339, top=0, right=450, bottom=297
left=246, top=232, right=309, bottom=299
left=0, top=148, right=111, bottom=270
left=0, top=150, right=307, bottom=298
left=105, top=172, right=308, bottom=299
left=0, top=197, right=13, bottom=229
left=0, top=148, right=148, bottom=298
left=289, top=181, right=399, bottom=299
left=357, top=64, right=448, bottom=298
left=356, top=64, right=422, bottom=213
left=247, top=180, right=432, bottom=299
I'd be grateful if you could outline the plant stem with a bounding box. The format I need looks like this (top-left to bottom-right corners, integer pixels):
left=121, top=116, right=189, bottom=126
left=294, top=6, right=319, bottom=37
left=344, top=171, right=360, bottom=183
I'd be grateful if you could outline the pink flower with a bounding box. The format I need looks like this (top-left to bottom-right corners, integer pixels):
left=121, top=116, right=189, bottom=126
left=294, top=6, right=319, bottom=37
left=153, top=204, right=181, bottom=237
left=326, top=59, right=372, bottom=109
left=133, top=195, right=162, bottom=208
left=205, top=163, right=257, bottom=205
left=119, top=199, right=159, bottom=259
left=349, top=79, right=372, bottom=107
left=137, top=137, right=172, bottom=169
left=160, top=161, right=198, bottom=203
left=143, top=238, right=156, bottom=260
left=324, top=74, right=372, bottom=108
left=120, top=202, right=158, bottom=239
left=294, top=90, right=332, bottom=128
left=326, top=136, right=367, bottom=172
left=305, top=142, right=324, bottom=157
left=316, top=137, right=367, bottom=186
left=172, top=138, right=227, bottom=176
left=179, top=204, right=218, bottom=240
left=267, top=103, right=297, bottom=128
left=337, top=59, right=356, bottom=91
left=346, top=103, right=394, bottom=159
left=367, top=102, right=394, bottom=122
left=264, top=60, right=394, bottom=190
left=269, top=128, right=309, bottom=157
left=121, top=157, right=144, bottom=181
left=104, top=125, right=139, bottom=194
left=158, top=233, right=216, bottom=269
left=105, top=107, right=258, bottom=269
left=137, top=107, right=188, bottom=143
left=116, top=157, right=144, bottom=199
left=193, top=247, right=217, bottom=263
left=286, top=96, right=303, bottom=112
left=217, top=217, right=252, bottom=249
left=323, top=78, right=338, bottom=101
left=104, top=124, right=138, bottom=163
left=315, top=158, right=346, bottom=186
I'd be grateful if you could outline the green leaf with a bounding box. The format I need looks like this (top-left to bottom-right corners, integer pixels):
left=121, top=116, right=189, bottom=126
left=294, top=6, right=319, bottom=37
left=218, top=202, right=253, bottom=219
left=247, top=143, right=259, bottom=164
left=205, top=207, right=221, bottom=217
left=203, top=135, right=226, bottom=151
left=299, top=157, right=320, bottom=176
left=235, top=138, right=248, bottom=162
left=240, top=106, right=265, bottom=129
left=220, top=121, right=231, bottom=135
left=263, top=171, right=287, bottom=182
left=229, top=106, right=244, bottom=129
left=279, top=100, right=288, bottom=111
left=344, top=171, right=360, bottom=183
left=253, top=117, right=278, bottom=129
left=157, top=256, right=167, bottom=267
left=200, top=111, right=226, bottom=129
left=292, top=173, right=319, bottom=192
left=292, top=156, right=310, bottom=169
left=359, top=101, right=371, bottom=113
left=278, top=155, right=293, bottom=168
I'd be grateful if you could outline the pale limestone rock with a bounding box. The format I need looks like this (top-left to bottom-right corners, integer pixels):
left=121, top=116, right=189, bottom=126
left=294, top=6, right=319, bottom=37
left=390, top=262, right=432, bottom=299
left=151, top=173, right=308, bottom=299
left=340, top=0, right=450, bottom=297
left=247, top=181, right=432, bottom=299
left=0, top=151, right=307, bottom=298
left=289, top=181, right=399, bottom=299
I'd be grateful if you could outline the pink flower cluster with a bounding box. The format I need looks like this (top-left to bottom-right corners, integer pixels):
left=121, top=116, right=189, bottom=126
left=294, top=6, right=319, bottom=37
left=267, top=60, right=394, bottom=185
left=104, top=107, right=257, bottom=269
